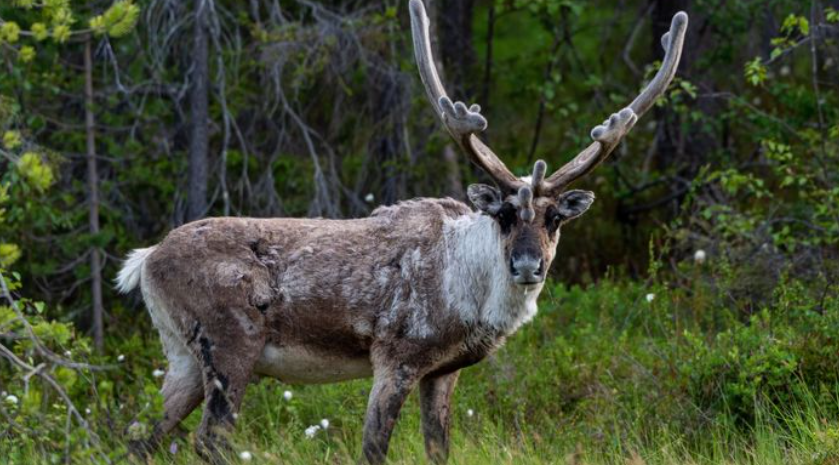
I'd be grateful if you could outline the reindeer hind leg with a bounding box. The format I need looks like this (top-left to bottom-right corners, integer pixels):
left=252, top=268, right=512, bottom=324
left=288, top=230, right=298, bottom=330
left=186, top=311, right=266, bottom=464
left=128, top=326, right=204, bottom=459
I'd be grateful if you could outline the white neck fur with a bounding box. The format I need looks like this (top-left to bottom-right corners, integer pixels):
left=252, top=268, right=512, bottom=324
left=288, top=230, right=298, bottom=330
left=441, top=213, right=542, bottom=334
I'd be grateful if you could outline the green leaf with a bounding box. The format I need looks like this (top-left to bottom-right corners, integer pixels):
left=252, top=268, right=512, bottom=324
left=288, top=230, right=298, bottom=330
left=744, top=57, right=767, bottom=87
left=0, top=22, right=21, bottom=44
left=89, top=1, right=140, bottom=38
left=3, top=131, right=22, bottom=150
left=0, top=243, right=21, bottom=267
left=31, top=23, right=49, bottom=41
left=17, top=152, right=54, bottom=192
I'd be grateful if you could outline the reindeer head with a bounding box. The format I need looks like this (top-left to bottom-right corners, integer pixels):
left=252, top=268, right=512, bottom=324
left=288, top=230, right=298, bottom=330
left=464, top=165, right=594, bottom=285
left=409, top=0, right=687, bottom=286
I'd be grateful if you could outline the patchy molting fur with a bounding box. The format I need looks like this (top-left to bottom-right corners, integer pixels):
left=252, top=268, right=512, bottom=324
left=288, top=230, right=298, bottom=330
left=116, top=196, right=567, bottom=464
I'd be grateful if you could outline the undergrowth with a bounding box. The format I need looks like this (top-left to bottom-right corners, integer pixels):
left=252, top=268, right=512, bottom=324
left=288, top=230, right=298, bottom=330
left=4, top=269, right=839, bottom=464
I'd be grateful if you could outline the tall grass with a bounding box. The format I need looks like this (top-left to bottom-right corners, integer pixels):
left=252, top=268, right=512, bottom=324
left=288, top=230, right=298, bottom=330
left=4, top=276, right=839, bottom=464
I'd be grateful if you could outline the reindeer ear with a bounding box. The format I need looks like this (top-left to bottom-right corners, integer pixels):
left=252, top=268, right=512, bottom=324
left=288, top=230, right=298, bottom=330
left=467, top=184, right=503, bottom=215
left=557, top=190, right=595, bottom=221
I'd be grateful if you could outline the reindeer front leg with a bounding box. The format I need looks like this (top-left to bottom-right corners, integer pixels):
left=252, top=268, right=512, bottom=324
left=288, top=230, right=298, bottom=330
left=419, top=371, right=460, bottom=463
left=362, top=362, right=422, bottom=464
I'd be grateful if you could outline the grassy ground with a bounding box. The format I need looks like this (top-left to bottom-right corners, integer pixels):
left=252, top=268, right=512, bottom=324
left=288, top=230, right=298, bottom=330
left=156, top=277, right=839, bottom=464
left=5, top=276, right=839, bottom=464
left=170, top=385, right=839, bottom=465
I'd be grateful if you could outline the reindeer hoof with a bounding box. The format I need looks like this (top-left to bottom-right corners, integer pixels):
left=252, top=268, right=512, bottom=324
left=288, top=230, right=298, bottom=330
left=195, top=433, right=233, bottom=465
left=127, top=437, right=158, bottom=462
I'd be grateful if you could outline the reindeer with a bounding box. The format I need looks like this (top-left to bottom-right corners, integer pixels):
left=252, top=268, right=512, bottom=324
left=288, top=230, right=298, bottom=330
left=117, top=2, right=687, bottom=463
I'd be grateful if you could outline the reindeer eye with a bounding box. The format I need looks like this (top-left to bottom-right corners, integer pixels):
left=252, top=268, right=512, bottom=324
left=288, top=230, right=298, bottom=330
left=496, top=203, right=517, bottom=234
left=545, top=208, right=562, bottom=234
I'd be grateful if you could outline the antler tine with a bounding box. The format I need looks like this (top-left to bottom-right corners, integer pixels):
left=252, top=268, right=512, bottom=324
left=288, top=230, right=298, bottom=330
left=629, top=12, right=688, bottom=118
left=409, top=0, right=524, bottom=193
left=538, top=12, right=688, bottom=196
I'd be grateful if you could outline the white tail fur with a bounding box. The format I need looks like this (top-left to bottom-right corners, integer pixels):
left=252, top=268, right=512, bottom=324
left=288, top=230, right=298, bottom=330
left=115, top=247, right=157, bottom=294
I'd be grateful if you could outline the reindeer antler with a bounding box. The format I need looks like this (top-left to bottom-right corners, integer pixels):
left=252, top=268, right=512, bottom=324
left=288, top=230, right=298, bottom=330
left=538, top=11, right=689, bottom=196
left=409, top=0, right=525, bottom=194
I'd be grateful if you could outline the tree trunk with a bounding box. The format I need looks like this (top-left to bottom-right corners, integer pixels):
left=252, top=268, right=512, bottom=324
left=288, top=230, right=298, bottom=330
left=440, top=0, right=476, bottom=99
left=83, top=37, right=104, bottom=353
left=651, top=0, right=702, bottom=216
left=651, top=0, right=692, bottom=163
left=617, top=0, right=699, bottom=232
left=187, top=0, right=210, bottom=222
left=443, top=145, right=465, bottom=199
left=368, top=70, right=406, bottom=206
left=479, top=3, right=496, bottom=115
left=430, top=0, right=468, bottom=199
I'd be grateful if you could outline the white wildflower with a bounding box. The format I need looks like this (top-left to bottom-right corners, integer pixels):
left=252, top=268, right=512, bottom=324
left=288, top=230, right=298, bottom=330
left=320, top=418, right=330, bottom=429
left=693, top=249, right=706, bottom=264
left=304, top=425, right=321, bottom=439
left=117, top=354, right=125, bottom=362
left=4, top=394, right=18, bottom=405
left=364, top=193, right=375, bottom=203
left=64, top=350, right=72, bottom=357
left=779, top=65, right=791, bottom=77
left=645, top=293, right=655, bottom=303
left=283, top=390, right=293, bottom=401
left=152, top=369, right=165, bottom=378
left=466, top=409, right=474, bottom=418
left=85, top=408, right=91, bottom=415
left=239, top=451, right=253, bottom=462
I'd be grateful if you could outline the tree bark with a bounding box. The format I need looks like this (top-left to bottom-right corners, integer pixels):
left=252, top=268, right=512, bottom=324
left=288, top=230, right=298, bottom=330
left=83, top=37, right=104, bottom=353
left=431, top=0, right=468, bottom=199
left=440, top=0, right=476, bottom=99
left=637, top=0, right=718, bottom=222
left=368, top=70, right=406, bottom=206
left=443, top=145, right=465, bottom=199
left=187, top=0, right=210, bottom=222
left=651, top=0, right=702, bottom=216
left=479, top=3, right=496, bottom=114
left=651, top=0, right=692, bottom=165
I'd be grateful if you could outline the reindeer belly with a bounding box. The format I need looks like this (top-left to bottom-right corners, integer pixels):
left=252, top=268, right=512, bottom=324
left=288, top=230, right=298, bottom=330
left=254, top=343, right=372, bottom=384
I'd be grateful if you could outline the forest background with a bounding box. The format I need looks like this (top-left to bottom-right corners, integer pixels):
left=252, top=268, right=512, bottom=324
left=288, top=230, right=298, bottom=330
left=1, top=0, right=838, bottom=463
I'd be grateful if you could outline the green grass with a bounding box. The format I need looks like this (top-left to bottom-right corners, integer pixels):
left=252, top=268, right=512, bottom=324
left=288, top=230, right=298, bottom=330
left=4, top=276, right=839, bottom=464
left=144, top=278, right=839, bottom=464
left=125, top=384, right=839, bottom=465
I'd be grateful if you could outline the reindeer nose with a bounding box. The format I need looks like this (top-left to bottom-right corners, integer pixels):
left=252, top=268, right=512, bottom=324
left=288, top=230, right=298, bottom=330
left=510, top=256, right=545, bottom=285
